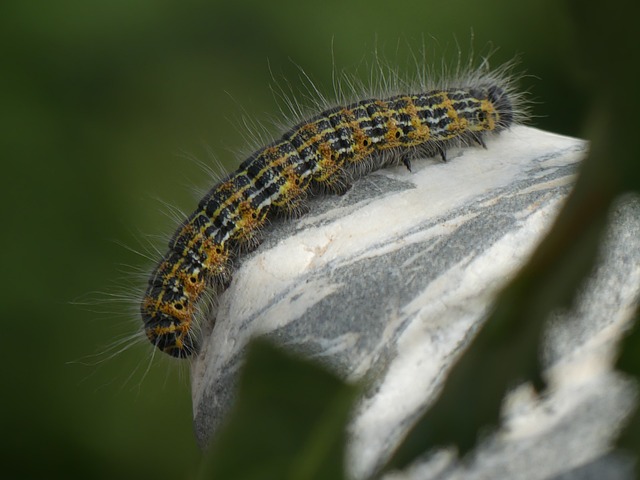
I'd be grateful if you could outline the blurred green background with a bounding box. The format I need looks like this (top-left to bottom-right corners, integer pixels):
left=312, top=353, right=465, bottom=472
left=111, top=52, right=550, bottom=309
left=1, top=1, right=585, bottom=478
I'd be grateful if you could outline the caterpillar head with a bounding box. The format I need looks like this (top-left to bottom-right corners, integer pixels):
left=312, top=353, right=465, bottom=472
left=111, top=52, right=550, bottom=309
left=141, top=257, right=202, bottom=358
left=141, top=296, right=198, bottom=358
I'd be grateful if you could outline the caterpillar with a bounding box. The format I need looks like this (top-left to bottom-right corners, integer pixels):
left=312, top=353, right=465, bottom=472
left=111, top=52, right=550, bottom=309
left=141, top=61, right=522, bottom=357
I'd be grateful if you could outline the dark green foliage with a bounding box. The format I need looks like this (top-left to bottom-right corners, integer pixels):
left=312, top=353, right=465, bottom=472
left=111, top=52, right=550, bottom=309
left=616, top=306, right=640, bottom=459
left=199, top=340, right=359, bottom=480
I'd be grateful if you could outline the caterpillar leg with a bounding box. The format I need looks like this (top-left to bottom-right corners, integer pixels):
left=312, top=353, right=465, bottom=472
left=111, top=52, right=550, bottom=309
left=240, top=233, right=264, bottom=254
left=474, top=134, right=487, bottom=149
left=312, top=174, right=353, bottom=196
left=272, top=198, right=311, bottom=219
left=283, top=202, right=311, bottom=218
left=326, top=178, right=352, bottom=196
left=438, top=145, right=448, bottom=162
left=400, top=154, right=413, bottom=172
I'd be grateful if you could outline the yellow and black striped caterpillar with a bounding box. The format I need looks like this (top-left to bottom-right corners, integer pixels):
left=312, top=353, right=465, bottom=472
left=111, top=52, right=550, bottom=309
left=142, top=70, right=521, bottom=357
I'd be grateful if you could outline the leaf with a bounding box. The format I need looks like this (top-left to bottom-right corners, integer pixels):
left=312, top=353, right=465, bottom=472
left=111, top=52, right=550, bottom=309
left=383, top=0, right=640, bottom=471
left=199, top=339, right=359, bottom=480
left=615, top=305, right=640, bottom=459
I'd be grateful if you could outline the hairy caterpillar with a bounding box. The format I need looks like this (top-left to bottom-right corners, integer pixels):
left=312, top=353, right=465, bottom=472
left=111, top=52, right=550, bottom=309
left=141, top=61, right=522, bottom=357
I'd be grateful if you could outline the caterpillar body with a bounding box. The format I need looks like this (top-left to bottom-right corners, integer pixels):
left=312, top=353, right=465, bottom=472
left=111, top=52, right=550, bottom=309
left=142, top=70, right=519, bottom=358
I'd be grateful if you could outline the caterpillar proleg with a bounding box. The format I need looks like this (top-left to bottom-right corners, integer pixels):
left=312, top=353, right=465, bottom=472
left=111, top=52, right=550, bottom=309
left=141, top=58, right=525, bottom=357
